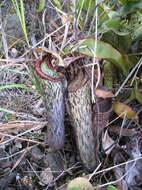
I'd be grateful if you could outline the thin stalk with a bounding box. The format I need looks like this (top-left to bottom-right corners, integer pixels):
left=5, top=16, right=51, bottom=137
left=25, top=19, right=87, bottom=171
left=11, top=0, right=29, bottom=46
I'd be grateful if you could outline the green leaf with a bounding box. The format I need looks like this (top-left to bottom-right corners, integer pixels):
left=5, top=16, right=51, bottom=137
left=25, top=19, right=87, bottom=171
left=0, top=84, right=33, bottom=92
left=108, top=185, right=118, bottom=190
left=119, top=2, right=142, bottom=16
left=100, top=17, right=129, bottom=35
left=28, top=62, right=43, bottom=96
left=120, top=0, right=140, bottom=5
left=71, top=38, right=129, bottom=75
left=35, top=0, right=45, bottom=12
left=120, top=0, right=128, bottom=4
left=11, top=0, right=29, bottom=46
left=51, top=0, right=62, bottom=10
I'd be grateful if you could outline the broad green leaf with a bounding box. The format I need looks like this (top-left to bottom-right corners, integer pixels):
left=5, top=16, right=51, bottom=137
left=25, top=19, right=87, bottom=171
left=113, top=101, right=137, bottom=119
left=0, top=84, right=33, bottom=92
left=119, top=2, right=142, bottom=16
left=120, top=0, right=128, bottom=4
left=99, top=17, right=129, bottom=35
left=120, top=0, right=140, bottom=5
left=71, top=39, right=129, bottom=75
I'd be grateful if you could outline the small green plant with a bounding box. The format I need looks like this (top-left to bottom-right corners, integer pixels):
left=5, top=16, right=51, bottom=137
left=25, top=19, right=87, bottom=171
left=35, top=0, right=45, bottom=12
left=11, top=0, right=29, bottom=46
left=0, top=110, right=11, bottom=121
left=108, top=185, right=118, bottom=190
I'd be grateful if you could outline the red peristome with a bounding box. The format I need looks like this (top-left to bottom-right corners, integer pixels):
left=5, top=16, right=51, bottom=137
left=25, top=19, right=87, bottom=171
left=34, top=56, right=64, bottom=82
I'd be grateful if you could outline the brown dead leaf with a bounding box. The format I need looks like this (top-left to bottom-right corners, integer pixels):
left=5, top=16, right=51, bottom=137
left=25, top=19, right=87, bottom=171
left=39, top=168, right=54, bottom=185
left=108, top=126, right=136, bottom=136
left=96, top=89, right=115, bottom=99
left=102, top=129, right=115, bottom=155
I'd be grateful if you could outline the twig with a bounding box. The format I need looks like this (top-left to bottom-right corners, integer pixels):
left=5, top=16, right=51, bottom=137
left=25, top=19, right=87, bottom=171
left=0, top=124, right=46, bottom=146
left=0, top=7, right=8, bottom=60
left=89, top=163, right=102, bottom=181
left=27, top=159, right=44, bottom=183
left=0, top=145, right=37, bottom=161
left=45, top=162, right=81, bottom=189
left=95, top=161, right=137, bottom=189
left=60, top=23, right=69, bottom=53
left=0, top=58, right=35, bottom=63
left=115, top=58, right=142, bottom=97
left=0, top=107, right=41, bottom=120
left=10, top=148, right=28, bottom=173
left=20, top=24, right=67, bottom=58
left=0, top=132, right=47, bottom=145
left=89, top=156, right=142, bottom=177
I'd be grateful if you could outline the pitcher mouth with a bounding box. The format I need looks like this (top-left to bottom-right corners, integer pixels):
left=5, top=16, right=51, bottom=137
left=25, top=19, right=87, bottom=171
left=62, top=55, right=88, bottom=92
left=68, top=68, right=88, bottom=92
left=34, top=55, right=65, bottom=82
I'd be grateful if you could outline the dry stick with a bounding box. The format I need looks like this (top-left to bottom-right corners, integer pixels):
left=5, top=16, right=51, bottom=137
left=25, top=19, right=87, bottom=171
left=0, top=107, right=40, bottom=120
left=89, top=156, right=142, bottom=179
left=127, top=107, right=142, bottom=130
left=0, top=120, right=47, bottom=125
left=20, top=24, right=67, bottom=58
left=0, top=122, right=36, bottom=130
left=0, top=64, right=24, bottom=70
left=106, top=112, right=129, bottom=127
left=27, top=159, right=44, bottom=183
left=0, top=82, right=24, bottom=143
left=115, top=58, right=142, bottom=97
left=54, top=7, right=70, bottom=53
left=130, top=58, right=142, bottom=86
left=0, top=132, right=47, bottom=145
left=45, top=162, right=81, bottom=189
left=73, top=0, right=78, bottom=41
left=60, top=23, right=69, bottom=53
left=103, top=112, right=127, bottom=154
left=0, top=58, right=35, bottom=63
left=10, top=148, right=28, bottom=173
left=119, top=112, right=127, bottom=140
left=95, top=171, right=127, bottom=189
left=95, top=160, right=137, bottom=189
left=42, top=8, right=47, bottom=57
left=0, top=124, right=46, bottom=146
left=0, top=145, right=37, bottom=161
left=89, top=163, right=102, bottom=181
left=0, top=7, right=8, bottom=61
